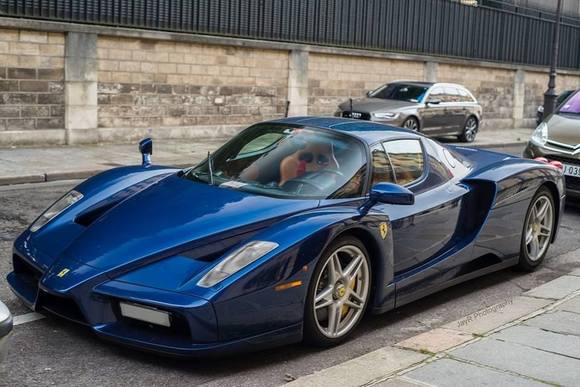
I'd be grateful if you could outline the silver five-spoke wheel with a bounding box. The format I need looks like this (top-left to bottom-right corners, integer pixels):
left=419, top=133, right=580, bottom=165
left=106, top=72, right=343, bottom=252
left=312, top=244, right=370, bottom=339
left=525, top=195, right=553, bottom=262
left=402, top=117, right=419, bottom=131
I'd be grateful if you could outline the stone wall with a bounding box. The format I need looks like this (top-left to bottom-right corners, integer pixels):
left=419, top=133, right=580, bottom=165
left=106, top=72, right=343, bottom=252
left=1, top=21, right=580, bottom=146
left=0, top=29, right=64, bottom=133
left=97, top=36, right=288, bottom=132
left=308, top=54, right=425, bottom=116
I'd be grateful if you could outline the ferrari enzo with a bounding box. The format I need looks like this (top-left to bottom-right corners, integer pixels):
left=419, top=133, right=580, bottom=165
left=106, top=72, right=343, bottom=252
left=8, top=117, right=564, bottom=356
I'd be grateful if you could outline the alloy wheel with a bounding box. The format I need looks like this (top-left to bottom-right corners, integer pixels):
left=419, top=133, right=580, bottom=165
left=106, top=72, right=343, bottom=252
left=464, top=117, right=478, bottom=142
left=403, top=118, right=419, bottom=131
left=313, top=245, right=370, bottom=339
left=524, top=195, right=553, bottom=262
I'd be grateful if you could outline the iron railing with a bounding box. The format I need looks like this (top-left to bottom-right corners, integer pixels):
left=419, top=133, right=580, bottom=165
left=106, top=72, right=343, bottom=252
left=1, top=0, right=579, bottom=69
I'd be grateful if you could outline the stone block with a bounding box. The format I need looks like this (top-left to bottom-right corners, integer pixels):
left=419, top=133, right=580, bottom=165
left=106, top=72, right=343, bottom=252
left=37, top=68, right=64, bottom=80
left=285, top=347, right=428, bottom=387
left=2, top=93, right=37, bottom=105
left=37, top=93, right=64, bottom=105
left=36, top=117, right=64, bottom=129
left=524, top=275, right=580, bottom=300
left=65, top=82, right=97, bottom=107
left=19, top=31, right=47, bottom=43
left=21, top=106, right=50, bottom=117
left=494, top=324, right=580, bottom=359
left=556, top=294, right=580, bottom=313
left=524, top=310, right=580, bottom=336
left=406, top=358, right=544, bottom=387
left=65, top=32, right=97, bottom=59
left=19, top=80, right=49, bottom=92
left=0, top=80, right=18, bottom=91
left=7, top=67, right=36, bottom=79
left=452, top=338, right=580, bottom=386
left=6, top=119, right=35, bottom=130
left=66, top=105, right=97, bottom=130
left=396, top=328, right=473, bottom=353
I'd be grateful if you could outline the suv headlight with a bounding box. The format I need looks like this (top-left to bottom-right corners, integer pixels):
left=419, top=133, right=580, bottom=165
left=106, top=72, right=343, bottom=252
left=373, top=112, right=399, bottom=120
left=30, top=190, right=83, bottom=232
left=531, top=122, right=548, bottom=146
left=197, top=241, right=279, bottom=288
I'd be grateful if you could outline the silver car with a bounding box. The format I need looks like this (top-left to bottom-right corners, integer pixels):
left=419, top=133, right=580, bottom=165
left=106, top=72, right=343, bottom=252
left=0, top=300, right=12, bottom=362
left=337, top=81, right=483, bottom=142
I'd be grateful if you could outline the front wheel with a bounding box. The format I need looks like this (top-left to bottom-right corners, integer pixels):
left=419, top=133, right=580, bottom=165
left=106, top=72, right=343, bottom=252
left=402, top=117, right=419, bottom=131
left=304, top=236, right=371, bottom=346
left=517, top=187, right=555, bottom=271
left=459, top=116, right=478, bottom=143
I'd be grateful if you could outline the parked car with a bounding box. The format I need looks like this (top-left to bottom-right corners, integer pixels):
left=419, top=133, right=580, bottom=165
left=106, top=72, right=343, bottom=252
left=536, top=89, right=575, bottom=125
left=0, top=300, right=12, bottom=362
left=336, top=81, right=483, bottom=142
left=8, top=117, right=563, bottom=356
left=524, top=89, right=580, bottom=197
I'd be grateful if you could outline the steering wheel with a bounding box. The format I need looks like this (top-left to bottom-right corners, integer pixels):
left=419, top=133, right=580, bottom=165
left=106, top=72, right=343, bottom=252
left=282, top=169, right=345, bottom=194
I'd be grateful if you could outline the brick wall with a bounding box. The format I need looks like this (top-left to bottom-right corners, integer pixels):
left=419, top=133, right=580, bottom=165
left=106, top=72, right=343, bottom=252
left=0, top=29, right=64, bottom=132
left=97, top=36, right=288, bottom=131
left=308, top=53, right=425, bottom=116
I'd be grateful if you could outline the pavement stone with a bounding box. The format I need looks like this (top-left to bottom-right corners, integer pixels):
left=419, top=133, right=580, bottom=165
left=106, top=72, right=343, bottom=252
left=524, top=275, right=580, bottom=300
left=451, top=338, right=580, bottom=386
left=372, top=376, right=428, bottom=387
left=524, top=310, right=580, bottom=336
left=493, top=324, right=580, bottom=359
left=396, top=328, right=473, bottom=354
left=405, top=358, right=546, bottom=387
left=569, top=268, right=580, bottom=277
left=284, top=347, right=428, bottom=387
left=556, top=295, right=580, bottom=314
left=443, top=296, right=550, bottom=335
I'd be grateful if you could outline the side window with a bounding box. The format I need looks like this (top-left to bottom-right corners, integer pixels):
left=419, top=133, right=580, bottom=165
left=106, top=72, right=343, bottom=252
left=237, top=132, right=284, bottom=156
left=443, top=86, right=461, bottom=103
left=383, top=140, right=425, bottom=186
left=423, top=139, right=453, bottom=187
left=427, top=87, right=444, bottom=103
left=370, top=144, right=395, bottom=186
left=458, top=87, right=474, bottom=103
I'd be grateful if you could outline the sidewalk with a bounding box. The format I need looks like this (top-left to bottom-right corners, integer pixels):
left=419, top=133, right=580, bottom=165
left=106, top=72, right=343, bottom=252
left=286, top=270, right=580, bottom=387
left=0, top=128, right=533, bottom=186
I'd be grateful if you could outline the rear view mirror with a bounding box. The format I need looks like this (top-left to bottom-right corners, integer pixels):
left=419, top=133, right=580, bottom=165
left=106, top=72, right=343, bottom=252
left=370, top=183, right=414, bottom=205
left=139, top=138, right=153, bottom=167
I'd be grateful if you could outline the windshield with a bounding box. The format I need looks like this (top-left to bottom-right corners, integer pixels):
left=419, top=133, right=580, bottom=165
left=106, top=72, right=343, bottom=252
left=369, top=83, right=428, bottom=103
left=183, top=123, right=368, bottom=199
left=559, top=91, right=580, bottom=115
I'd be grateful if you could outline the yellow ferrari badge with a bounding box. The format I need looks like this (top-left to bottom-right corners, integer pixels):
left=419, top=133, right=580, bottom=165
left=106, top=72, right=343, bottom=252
left=57, top=268, right=70, bottom=278
left=379, top=222, right=388, bottom=239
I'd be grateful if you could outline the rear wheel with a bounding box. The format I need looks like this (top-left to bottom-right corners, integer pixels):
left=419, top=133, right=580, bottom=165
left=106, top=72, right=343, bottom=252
left=402, top=117, right=419, bottom=131
left=459, top=116, right=478, bottom=143
left=304, top=236, right=371, bottom=346
left=517, top=187, right=555, bottom=271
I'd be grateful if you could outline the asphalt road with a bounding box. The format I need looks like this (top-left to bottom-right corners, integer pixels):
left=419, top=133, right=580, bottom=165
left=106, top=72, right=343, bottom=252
left=2, top=144, right=580, bottom=387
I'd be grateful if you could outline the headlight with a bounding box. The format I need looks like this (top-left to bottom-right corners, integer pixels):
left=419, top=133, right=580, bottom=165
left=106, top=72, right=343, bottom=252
left=197, top=241, right=279, bottom=288
left=531, top=122, right=548, bottom=146
left=373, top=112, right=399, bottom=120
left=30, top=190, right=83, bottom=232
left=538, top=105, right=544, bottom=113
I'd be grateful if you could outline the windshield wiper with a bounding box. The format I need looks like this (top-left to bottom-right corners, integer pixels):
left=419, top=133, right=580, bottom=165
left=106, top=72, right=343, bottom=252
left=207, top=151, right=215, bottom=186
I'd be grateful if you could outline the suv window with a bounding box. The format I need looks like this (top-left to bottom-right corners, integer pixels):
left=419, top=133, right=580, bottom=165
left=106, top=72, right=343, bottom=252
left=370, top=144, right=396, bottom=186
left=383, top=139, right=425, bottom=186
left=457, top=87, right=474, bottom=103
left=443, top=86, right=461, bottom=103
left=427, top=86, right=445, bottom=103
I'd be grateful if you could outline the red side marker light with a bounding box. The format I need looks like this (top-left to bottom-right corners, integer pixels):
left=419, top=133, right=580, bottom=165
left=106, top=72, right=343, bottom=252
left=549, top=160, right=564, bottom=171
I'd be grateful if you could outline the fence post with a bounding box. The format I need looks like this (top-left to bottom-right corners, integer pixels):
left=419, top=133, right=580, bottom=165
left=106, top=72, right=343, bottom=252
left=513, top=69, right=526, bottom=128
left=287, top=49, right=309, bottom=117
left=425, top=61, right=438, bottom=82
left=64, top=32, right=98, bottom=145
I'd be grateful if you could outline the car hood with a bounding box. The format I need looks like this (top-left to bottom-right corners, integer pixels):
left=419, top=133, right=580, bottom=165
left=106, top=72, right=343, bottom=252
left=339, top=98, right=417, bottom=113
left=63, top=174, right=318, bottom=271
left=546, top=113, right=580, bottom=146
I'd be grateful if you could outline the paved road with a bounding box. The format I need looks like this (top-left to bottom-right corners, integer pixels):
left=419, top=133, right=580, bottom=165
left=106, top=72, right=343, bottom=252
left=2, top=144, right=580, bottom=387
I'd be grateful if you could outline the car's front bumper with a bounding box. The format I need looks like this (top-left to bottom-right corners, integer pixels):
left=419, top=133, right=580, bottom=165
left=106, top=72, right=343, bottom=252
left=523, top=141, right=580, bottom=198
left=7, top=247, right=302, bottom=357
left=0, top=302, right=13, bottom=362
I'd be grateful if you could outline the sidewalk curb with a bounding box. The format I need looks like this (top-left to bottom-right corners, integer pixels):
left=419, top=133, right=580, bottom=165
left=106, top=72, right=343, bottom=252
left=284, top=269, right=580, bottom=387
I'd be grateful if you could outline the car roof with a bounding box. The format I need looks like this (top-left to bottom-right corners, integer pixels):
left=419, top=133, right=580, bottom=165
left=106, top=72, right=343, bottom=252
left=390, top=80, right=435, bottom=88
left=269, top=116, right=421, bottom=144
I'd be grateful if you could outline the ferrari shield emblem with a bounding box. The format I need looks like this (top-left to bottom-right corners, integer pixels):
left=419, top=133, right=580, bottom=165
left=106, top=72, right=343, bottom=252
left=379, top=222, right=388, bottom=239
left=57, top=268, right=70, bottom=278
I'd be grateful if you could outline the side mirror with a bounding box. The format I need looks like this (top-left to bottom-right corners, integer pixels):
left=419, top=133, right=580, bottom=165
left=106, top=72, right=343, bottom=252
left=370, top=183, right=414, bottom=205
left=427, top=98, right=441, bottom=106
left=139, top=138, right=153, bottom=167
left=366, top=90, right=372, bottom=97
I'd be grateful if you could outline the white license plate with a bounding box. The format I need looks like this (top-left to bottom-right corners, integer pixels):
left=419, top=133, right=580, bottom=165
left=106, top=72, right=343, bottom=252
left=563, top=164, right=580, bottom=177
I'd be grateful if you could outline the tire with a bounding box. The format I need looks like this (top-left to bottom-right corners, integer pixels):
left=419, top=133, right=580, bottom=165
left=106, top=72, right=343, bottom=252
left=303, top=236, right=372, bottom=347
left=459, top=116, right=479, bottom=143
left=402, top=117, right=419, bottom=131
left=517, top=187, right=556, bottom=271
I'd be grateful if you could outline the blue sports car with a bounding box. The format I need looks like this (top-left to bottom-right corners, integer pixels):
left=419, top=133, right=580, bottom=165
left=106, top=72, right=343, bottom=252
left=8, top=117, right=564, bottom=356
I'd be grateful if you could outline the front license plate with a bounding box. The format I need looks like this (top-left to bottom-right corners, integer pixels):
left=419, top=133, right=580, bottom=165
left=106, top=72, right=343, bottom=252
left=563, top=164, right=580, bottom=177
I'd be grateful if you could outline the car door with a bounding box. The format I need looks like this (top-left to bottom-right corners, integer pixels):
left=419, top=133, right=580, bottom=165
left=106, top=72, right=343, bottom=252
left=443, top=86, right=467, bottom=132
left=372, top=139, right=468, bottom=275
left=421, top=86, right=448, bottom=133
